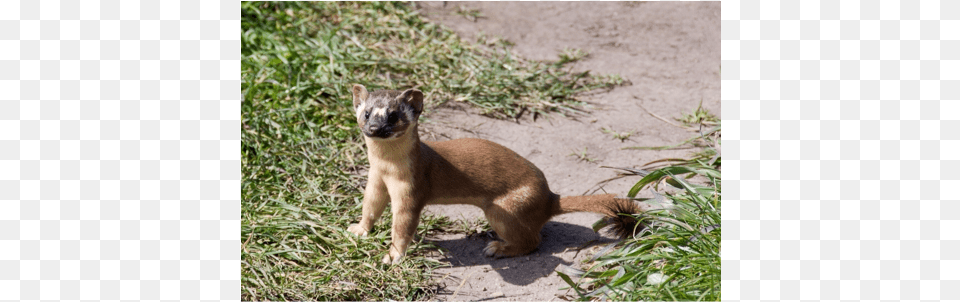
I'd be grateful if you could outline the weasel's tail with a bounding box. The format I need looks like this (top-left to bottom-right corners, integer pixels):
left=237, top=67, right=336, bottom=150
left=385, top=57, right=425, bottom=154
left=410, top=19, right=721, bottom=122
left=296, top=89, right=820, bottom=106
left=557, top=194, right=644, bottom=239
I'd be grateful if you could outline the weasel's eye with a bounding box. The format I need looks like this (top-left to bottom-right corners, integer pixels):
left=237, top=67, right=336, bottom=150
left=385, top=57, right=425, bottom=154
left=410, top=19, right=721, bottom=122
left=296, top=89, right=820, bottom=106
left=364, top=111, right=370, bottom=120
left=387, top=112, right=399, bottom=124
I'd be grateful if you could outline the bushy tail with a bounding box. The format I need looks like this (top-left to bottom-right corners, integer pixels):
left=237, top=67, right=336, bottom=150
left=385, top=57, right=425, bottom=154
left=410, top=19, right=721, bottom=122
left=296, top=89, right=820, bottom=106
left=557, top=194, right=644, bottom=239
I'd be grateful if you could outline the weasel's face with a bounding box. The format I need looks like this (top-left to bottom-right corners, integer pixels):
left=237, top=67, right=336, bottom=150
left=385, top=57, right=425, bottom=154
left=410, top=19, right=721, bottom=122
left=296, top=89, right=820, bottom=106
left=356, top=98, right=416, bottom=140
left=351, top=85, right=424, bottom=141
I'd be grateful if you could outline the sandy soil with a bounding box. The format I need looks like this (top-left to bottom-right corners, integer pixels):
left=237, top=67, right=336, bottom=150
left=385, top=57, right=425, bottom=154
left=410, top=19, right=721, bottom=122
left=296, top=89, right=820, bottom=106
left=410, top=2, right=720, bottom=300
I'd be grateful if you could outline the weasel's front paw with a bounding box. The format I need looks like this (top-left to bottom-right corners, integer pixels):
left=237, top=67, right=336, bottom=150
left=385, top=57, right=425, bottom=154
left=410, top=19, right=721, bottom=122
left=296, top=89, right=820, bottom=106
left=382, top=250, right=404, bottom=264
left=347, top=224, right=368, bottom=236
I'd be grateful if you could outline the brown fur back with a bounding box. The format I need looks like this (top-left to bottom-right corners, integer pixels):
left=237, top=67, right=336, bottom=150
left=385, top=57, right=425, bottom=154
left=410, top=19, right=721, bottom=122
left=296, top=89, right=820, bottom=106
left=422, top=138, right=551, bottom=204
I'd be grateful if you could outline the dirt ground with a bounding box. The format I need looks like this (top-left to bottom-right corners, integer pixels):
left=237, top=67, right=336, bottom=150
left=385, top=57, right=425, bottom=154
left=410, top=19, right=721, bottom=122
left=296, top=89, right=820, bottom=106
left=411, top=2, right=720, bottom=300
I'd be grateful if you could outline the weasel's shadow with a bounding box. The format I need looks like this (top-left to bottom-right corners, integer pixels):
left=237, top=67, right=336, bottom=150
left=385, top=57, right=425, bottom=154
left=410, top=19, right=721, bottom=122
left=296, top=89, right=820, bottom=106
left=424, top=220, right=619, bottom=286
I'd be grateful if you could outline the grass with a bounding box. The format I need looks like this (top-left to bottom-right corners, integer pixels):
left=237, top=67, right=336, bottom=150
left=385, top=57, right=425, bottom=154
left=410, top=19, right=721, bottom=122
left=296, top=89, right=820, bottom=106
left=675, top=99, right=720, bottom=127
left=601, top=126, right=636, bottom=142
left=448, top=216, right=493, bottom=236
left=241, top=2, right=623, bottom=300
left=558, top=47, right=589, bottom=65
left=557, top=110, right=721, bottom=301
left=623, top=126, right=720, bottom=151
left=455, top=5, right=485, bottom=22
left=569, top=147, right=599, bottom=163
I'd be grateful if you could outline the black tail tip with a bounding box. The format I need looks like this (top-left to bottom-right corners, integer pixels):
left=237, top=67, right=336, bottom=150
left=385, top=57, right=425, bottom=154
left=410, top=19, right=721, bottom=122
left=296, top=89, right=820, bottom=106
left=603, top=200, right=646, bottom=239
left=604, top=213, right=645, bottom=239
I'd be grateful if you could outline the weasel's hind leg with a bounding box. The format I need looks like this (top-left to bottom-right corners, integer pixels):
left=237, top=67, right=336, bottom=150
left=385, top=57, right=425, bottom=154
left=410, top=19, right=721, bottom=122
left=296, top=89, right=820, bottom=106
left=481, top=205, right=543, bottom=258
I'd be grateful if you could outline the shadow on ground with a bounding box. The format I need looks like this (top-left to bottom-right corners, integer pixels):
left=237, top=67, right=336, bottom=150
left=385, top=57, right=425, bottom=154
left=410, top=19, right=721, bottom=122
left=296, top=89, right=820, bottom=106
left=426, top=220, right=620, bottom=286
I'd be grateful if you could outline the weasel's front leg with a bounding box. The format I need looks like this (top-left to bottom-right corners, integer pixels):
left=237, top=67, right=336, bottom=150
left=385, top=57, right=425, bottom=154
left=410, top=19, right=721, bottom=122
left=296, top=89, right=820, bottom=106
left=348, top=175, right=389, bottom=236
left=382, top=184, right=421, bottom=264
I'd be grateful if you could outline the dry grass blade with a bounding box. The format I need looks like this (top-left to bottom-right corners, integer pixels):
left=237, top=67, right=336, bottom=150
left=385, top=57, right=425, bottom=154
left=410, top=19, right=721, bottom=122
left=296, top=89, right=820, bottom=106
left=634, top=96, right=698, bottom=132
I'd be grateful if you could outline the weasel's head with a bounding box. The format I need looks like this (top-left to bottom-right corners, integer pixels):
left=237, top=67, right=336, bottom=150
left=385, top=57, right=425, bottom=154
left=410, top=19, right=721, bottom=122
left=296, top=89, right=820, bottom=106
left=351, top=84, right=423, bottom=141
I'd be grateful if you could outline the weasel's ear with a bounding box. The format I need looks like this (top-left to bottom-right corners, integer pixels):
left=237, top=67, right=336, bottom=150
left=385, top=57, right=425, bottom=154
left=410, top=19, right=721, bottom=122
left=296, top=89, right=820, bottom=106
left=351, top=84, right=369, bottom=109
left=396, top=89, right=424, bottom=114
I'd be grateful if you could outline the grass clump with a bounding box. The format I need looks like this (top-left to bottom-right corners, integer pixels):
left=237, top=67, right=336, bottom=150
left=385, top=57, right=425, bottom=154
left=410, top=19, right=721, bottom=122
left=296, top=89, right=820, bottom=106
left=558, top=110, right=721, bottom=301
left=242, top=1, right=622, bottom=300
left=675, top=99, right=719, bottom=127
left=569, top=147, right=599, bottom=163
left=601, top=126, right=636, bottom=142
left=455, top=5, right=486, bottom=22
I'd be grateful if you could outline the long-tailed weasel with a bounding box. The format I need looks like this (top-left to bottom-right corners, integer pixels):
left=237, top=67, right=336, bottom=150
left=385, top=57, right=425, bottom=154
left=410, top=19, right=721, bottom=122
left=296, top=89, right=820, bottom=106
left=346, top=84, right=642, bottom=264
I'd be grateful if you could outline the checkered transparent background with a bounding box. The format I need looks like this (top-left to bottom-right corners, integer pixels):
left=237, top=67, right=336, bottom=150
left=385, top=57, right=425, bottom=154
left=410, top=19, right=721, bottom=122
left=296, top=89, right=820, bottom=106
left=723, top=0, right=960, bottom=300
left=1, top=0, right=239, bottom=301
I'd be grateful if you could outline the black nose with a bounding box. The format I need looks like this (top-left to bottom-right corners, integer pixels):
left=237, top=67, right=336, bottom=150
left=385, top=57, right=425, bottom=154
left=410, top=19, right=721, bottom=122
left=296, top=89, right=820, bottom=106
left=365, top=125, right=390, bottom=138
